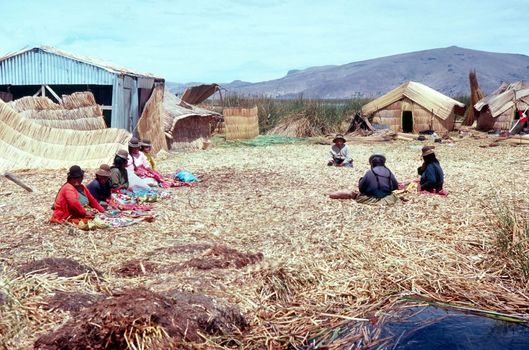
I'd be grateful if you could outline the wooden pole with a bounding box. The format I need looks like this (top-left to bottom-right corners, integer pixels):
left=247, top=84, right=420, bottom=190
left=4, top=172, right=34, bottom=192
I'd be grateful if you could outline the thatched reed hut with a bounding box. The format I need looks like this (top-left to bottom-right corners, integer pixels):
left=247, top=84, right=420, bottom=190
left=362, top=81, right=465, bottom=133
left=163, top=92, right=222, bottom=150
left=474, top=81, right=529, bottom=131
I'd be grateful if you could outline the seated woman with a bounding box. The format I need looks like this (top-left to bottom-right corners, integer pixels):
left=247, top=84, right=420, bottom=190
left=141, top=139, right=157, bottom=171
left=110, top=150, right=130, bottom=190
left=328, top=134, right=353, bottom=167
left=418, top=147, right=444, bottom=193
left=329, top=154, right=398, bottom=205
left=50, top=165, right=105, bottom=223
left=128, top=137, right=168, bottom=188
left=87, top=164, right=112, bottom=204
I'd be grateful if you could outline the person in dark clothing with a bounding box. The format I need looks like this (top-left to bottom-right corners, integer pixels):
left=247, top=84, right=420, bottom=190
left=87, top=164, right=112, bottom=203
left=418, top=147, right=444, bottom=192
left=328, top=154, right=399, bottom=204
left=110, top=150, right=129, bottom=190
left=357, top=154, right=399, bottom=200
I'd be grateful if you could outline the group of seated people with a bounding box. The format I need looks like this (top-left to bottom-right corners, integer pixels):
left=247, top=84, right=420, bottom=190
left=329, top=134, right=445, bottom=204
left=50, top=138, right=163, bottom=223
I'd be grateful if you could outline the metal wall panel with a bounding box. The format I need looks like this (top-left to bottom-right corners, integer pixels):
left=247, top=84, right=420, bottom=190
left=0, top=49, right=115, bottom=85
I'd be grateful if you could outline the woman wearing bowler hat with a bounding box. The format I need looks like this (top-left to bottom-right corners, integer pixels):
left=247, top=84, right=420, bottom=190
left=87, top=164, right=113, bottom=203
left=328, top=134, right=353, bottom=168
left=418, top=146, right=444, bottom=193
left=50, top=165, right=105, bottom=223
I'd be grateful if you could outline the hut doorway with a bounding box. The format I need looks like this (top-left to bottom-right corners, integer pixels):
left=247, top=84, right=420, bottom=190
left=402, top=111, right=413, bottom=133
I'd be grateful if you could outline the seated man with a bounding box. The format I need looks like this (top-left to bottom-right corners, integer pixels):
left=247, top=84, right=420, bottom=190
left=328, top=134, right=353, bottom=167
left=418, top=146, right=444, bottom=193
left=329, top=154, right=399, bottom=205
left=87, top=164, right=112, bottom=205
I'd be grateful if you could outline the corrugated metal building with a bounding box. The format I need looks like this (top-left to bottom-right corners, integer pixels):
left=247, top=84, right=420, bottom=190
left=0, top=46, right=164, bottom=130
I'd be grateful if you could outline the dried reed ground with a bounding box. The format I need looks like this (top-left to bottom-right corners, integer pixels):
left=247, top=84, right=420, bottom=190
left=1, top=139, right=529, bottom=349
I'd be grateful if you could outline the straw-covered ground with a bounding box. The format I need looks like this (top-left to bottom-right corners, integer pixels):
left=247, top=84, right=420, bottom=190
left=1, top=138, right=529, bottom=349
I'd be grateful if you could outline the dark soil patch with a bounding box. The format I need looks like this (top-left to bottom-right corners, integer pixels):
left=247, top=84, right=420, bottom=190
left=34, top=288, right=248, bottom=349
left=43, top=291, right=104, bottom=314
left=18, top=258, right=101, bottom=277
left=182, top=245, right=263, bottom=270
left=158, top=243, right=212, bottom=255
left=114, top=259, right=157, bottom=277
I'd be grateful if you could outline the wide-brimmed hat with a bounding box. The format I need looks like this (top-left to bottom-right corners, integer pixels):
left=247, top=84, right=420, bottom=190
left=116, top=149, right=129, bottom=159
left=140, top=139, right=152, bottom=148
left=333, top=134, right=346, bottom=143
left=128, top=137, right=140, bottom=148
left=67, top=165, right=85, bottom=179
left=421, top=146, right=435, bottom=157
left=95, top=164, right=111, bottom=177
left=368, top=153, right=386, bottom=165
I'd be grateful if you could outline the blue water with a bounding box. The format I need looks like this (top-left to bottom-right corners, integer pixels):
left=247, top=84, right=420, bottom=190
left=380, top=306, right=529, bottom=350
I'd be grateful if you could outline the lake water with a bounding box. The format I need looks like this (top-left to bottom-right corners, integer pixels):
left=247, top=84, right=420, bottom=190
left=380, top=306, right=529, bottom=350
left=304, top=305, right=529, bottom=349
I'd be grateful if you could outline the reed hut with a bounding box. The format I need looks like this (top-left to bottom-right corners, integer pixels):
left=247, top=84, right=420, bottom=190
left=163, top=92, right=222, bottom=150
left=362, top=81, right=465, bottom=133
left=474, top=81, right=529, bottom=131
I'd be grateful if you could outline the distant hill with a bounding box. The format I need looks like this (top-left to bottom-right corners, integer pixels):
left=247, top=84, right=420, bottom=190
left=168, top=46, right=529, bottom=99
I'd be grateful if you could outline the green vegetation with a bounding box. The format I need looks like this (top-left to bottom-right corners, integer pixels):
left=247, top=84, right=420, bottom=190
left=218, top=94, right=370, bottom=134
left=493, top=203, right=529, bottom=279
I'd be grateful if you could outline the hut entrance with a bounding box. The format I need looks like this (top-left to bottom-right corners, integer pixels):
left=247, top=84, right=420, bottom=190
left=402, top=111, right=413, bottom=133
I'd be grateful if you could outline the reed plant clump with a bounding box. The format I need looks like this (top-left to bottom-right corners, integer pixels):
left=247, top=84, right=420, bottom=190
left=492, top=203, right=529, bottom=279
left=221, top=94, right=370, bottom=136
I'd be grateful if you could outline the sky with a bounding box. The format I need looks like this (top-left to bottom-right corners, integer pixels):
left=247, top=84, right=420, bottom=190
left=1, top=0, right=528, bottom=83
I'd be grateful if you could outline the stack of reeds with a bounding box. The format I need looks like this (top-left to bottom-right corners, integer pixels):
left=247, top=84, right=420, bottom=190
left=267, top=115, right=321, bottom=137
left=0, top=100, right=130, bottom=172
left=8, top=96, right=61, bottom=112
left=137, top=85, right=168, bottom=154
left=9, top=92, right=107, bottom=131
left=463, top=70, right=483, bottom=126
left=60, top=92, right=97, bottom=109
left=223, top=106, right=259, bottom=140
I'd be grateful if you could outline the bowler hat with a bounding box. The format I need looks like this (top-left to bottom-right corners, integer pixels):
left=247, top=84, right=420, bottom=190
left=67, top=165, right=84, bottom=179
left=140, top=139, right=152, bottom=147
left=128, top=137, right=140, bottom=148
left=368, top=153, right=386, bottom=165
left=333, top=134, right=346, bottom=143
left=116, top=149, right=129, bottom=159
left=95, top=164, right=111, bottom=177
left=421, top=146, right=435, bottom=157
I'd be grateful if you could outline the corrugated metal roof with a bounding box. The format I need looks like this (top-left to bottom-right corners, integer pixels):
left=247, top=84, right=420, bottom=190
left=474, top=81, right=529, bottom=118
left=362, top=81, right=465, bottom=120
left=0, top=46, right=163, bottom=85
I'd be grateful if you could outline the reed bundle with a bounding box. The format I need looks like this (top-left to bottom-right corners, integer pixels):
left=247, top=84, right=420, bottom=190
left=0, top=100, right=130, bottom=172
left=137, top=85, right=168, bottom=154
left=60, top=92, right=97, bottom=109
left=223, top=107, right=259, bottom=140
left=8, top=96, right=61, bottom=112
